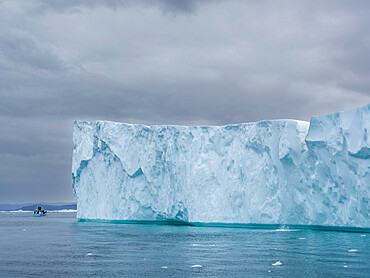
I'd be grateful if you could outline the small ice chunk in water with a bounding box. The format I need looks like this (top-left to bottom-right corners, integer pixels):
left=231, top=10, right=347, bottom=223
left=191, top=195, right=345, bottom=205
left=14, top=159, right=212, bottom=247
left=348, top=249, right=358, bottom=252
left=161, top=266, right=168, bottom=269
left=299, top=238, right=306, bottom=240
left=191, top=265, right=203, bottom=268
left=191, top=243, right=215, bottom=247
left=268, top=270, right=271, bottom=273
left=86, top=253, right=93, bottom=256
left=343, top=265, right=348, bottom=268
left=272, top=261, right=282, bottom=266
left=22, top=228, right=27, bottom=232
left=361, top=235, right=366, bottom=237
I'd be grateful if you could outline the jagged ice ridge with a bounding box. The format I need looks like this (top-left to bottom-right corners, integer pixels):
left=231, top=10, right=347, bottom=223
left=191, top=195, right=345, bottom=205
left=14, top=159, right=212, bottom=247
left=72, top=104, right=369, bottom=227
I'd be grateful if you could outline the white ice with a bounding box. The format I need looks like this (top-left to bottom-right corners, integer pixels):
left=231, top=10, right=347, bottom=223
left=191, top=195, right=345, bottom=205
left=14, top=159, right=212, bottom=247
left=72, top=104, right=370, bottom=227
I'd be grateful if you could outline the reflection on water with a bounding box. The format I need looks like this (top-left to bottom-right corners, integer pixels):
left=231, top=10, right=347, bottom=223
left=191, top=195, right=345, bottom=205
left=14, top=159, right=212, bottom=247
left=0, top=212, right=369, bottom=277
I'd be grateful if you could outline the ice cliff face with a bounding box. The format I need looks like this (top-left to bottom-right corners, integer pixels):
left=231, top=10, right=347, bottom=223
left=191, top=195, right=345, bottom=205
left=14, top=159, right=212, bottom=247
left=72, top=104, right=369, bottom=227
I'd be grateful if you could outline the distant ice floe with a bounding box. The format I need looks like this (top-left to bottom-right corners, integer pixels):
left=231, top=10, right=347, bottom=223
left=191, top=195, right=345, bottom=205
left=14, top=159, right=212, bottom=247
left=161, top=266, right=168, bottom=269
left=348, top=249, right=358, bottom=252
left=50, top=209, right=77, bottom=213
left=272, top=261, right=283, bottom=266
left=0, top=209, right=77, bottom=213
left=0, top=210, right=29, bottom=213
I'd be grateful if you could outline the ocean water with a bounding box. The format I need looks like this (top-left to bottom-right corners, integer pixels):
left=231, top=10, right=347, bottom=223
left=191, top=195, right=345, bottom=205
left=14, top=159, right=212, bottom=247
left=0, top=212, right=369, bottom=277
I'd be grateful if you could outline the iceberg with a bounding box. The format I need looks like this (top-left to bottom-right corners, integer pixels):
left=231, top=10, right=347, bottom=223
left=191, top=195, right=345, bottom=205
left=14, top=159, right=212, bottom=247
left=72, top=104, right=369, bottom=227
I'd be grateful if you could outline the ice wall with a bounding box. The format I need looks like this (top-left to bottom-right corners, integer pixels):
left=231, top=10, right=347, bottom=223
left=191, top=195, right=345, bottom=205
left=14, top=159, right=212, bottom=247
left=72, top=104, right=369, bottom=227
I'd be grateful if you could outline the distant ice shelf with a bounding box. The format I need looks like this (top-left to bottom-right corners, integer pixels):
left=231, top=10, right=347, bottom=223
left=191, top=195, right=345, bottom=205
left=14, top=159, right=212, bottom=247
left=72, top=104, right=370, bottom=227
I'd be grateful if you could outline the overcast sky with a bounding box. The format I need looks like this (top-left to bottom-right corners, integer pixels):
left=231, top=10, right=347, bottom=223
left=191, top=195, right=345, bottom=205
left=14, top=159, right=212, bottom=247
left=0, top=0, right=369, bottom=203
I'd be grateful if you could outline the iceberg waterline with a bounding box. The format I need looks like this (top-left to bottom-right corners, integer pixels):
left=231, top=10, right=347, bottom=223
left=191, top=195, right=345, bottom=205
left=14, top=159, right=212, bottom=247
left=72, top=104, right=369, bottom=227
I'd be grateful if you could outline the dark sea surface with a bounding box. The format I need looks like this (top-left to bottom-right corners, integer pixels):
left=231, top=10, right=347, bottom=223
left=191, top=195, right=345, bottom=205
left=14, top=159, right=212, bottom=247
left=0, top=212, right=369, bottom=277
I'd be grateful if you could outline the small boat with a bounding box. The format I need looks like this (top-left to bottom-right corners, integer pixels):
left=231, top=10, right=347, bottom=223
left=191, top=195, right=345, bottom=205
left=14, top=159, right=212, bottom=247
left=34, top=206, right=47, bottom=216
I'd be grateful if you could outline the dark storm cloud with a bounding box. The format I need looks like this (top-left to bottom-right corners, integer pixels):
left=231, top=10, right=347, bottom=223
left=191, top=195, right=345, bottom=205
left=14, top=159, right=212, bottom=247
left=0, top=0, right=369, bottom=202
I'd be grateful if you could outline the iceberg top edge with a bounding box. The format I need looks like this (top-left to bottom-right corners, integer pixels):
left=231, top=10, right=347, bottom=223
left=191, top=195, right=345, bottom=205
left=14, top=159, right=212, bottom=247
left=73, top=118, right=308, bottom=129
left=74, top=103, right=369, bottom=128
left=309, top=103, right=369, bottom=120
